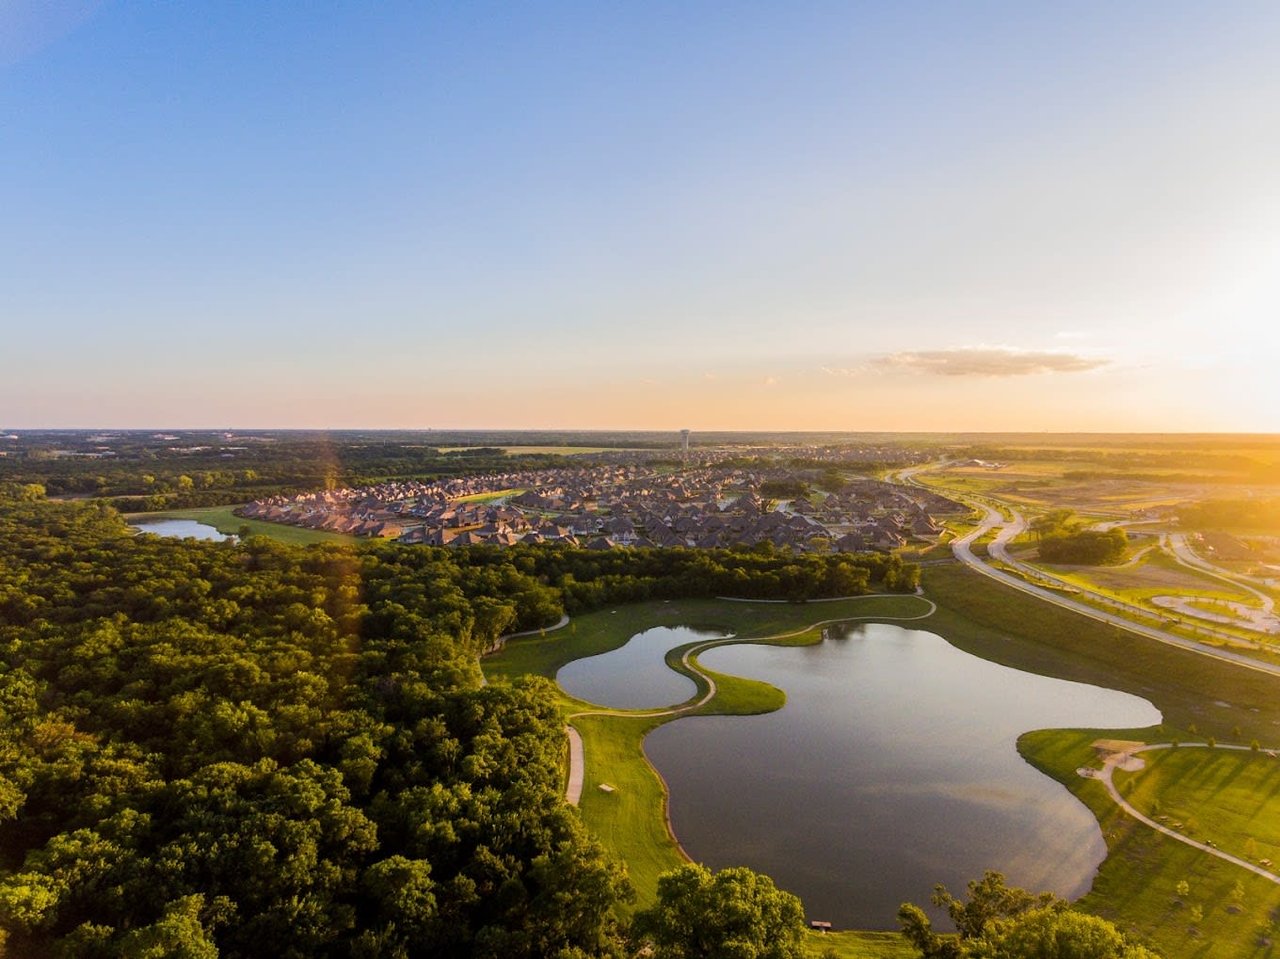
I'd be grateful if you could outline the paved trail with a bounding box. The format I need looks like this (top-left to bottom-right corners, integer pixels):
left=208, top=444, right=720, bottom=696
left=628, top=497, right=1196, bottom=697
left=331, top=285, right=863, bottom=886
left=564, top=725, right=585, bottom=806
left=562, top=594, right=937, bottom=804
left=1088, top=742, right=1280, bottom=885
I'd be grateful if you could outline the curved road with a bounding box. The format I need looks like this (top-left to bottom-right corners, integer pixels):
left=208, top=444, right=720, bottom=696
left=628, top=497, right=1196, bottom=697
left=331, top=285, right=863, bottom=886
left=563, top=594, right=938, bottom=804
left=1165, top=534, right=1278, bottom=630
left=896, top=466, right=1280, bottom=678
left=1089, top=743, right=1280, bottom=885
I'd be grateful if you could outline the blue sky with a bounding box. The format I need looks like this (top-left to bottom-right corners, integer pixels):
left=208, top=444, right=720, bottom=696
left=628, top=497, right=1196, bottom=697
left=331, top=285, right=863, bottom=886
left=3, top=2, right=1279, bottom=430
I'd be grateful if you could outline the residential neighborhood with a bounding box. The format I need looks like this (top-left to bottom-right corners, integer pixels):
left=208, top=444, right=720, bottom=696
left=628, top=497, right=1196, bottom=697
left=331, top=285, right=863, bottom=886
left=236, top=450, right=964, bottom=553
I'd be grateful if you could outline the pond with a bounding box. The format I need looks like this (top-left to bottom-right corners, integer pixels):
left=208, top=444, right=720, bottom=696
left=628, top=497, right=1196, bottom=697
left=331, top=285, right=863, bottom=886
left=557, top=625, right=728, bottom=709
left=131, top=518, right=230, bottom=542
left=641, top=622, right=1161, bottom=929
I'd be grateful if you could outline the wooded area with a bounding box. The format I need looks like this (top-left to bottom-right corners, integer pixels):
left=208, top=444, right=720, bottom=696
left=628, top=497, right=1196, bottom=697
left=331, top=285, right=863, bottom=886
left=0, top=491, right=916, bottom=957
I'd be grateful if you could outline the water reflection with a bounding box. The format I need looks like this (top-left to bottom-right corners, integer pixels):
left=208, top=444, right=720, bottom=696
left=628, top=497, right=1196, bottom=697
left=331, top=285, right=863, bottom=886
left=557, top=625, right=727, bottom=709
left=131, top=519, right=229, bottom=542
left=644, top=623, right=1160, bottom=928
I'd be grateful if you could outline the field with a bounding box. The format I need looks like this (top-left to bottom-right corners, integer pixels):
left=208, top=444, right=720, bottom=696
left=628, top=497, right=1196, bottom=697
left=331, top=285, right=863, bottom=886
left=1022, top=731, right=1280, bottom=958
left=436, top=445, right=621, bottom=455
left=450, top=487, right=528, bottom=503
left=126, top=504, right=358, bottom=545
left=1116, top=747, right=1280, bottom=868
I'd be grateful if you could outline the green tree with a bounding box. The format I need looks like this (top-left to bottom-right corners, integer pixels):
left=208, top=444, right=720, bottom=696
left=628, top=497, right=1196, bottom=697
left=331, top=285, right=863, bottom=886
left=633, top=864, right=806, bottom=959
left=973, top=905, right=1159, bottom=958
left=898, top=872, right=1060, bottom=958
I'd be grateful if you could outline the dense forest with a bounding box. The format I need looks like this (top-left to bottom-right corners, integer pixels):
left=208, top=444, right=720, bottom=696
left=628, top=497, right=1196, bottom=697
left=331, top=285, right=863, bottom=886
left=0, top=434, right=579, bottom=511
left=0, top=490, right=917, bottom=957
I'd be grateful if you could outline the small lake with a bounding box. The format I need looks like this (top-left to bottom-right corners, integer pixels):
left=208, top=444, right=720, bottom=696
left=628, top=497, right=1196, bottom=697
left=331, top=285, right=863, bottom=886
left=642, top=623, right=1161, bottom=929
left=131, top=519, right=229, bottom=542
left=557, top=625, right=728, bottom=709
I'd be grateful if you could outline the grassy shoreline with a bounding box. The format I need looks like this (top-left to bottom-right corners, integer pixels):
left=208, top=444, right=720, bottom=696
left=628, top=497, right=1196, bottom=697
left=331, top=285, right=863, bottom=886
left=485, top=594, right=929, bottom=957
left=125, top=504, right=358, bottom=545
left=487, top=565, right=1280, bottom=958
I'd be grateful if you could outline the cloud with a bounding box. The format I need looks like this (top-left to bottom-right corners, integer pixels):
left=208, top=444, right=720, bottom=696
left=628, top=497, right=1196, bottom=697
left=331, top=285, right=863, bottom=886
left=870, top=347, right=1108, bottom=378
left=821, top=365, right=867, bottom=377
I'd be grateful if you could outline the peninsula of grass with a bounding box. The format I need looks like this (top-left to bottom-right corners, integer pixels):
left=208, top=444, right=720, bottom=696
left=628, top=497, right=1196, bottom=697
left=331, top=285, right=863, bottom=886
left=126, top=504, right=358, bottom=545
left=1020, top=729, right=1280, bottom=959
left=483, top=593, right=934, bottom=909
left=484, top=594, right=928, bottom=685
left=490, top=570, right=1280, bottom=958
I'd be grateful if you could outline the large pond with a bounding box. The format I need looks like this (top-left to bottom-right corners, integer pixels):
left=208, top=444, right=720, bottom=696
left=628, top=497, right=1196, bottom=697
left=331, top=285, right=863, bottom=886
left=557, top=625, right=728, bottom=709
left=639, top=622, right=1160, bottom=929
left=131, top=519, right=229, bottom=542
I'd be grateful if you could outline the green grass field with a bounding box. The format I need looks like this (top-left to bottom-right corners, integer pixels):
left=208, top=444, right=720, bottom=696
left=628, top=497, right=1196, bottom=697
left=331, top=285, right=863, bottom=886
left=1116, top=747, right=1280, bottom=870
left=489, top=566, right=1280, bottom=958
left=451, top=487, right=528, bottom=503
left=483, top=593, right=932, bottom=939
left=1021, top=731, right=1280, bottom=958
left=127, top=505, right=358, bottom=545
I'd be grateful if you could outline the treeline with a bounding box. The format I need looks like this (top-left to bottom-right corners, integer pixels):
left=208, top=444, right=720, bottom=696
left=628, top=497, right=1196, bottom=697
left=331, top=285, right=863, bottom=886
left=524, top=544, right=919, bottom=609
left=1178, top=498, right=1280, bottom=533
left=0, top=438, right=577, bottom=510
left=1030, top=510, right=1128, bottom=566
left=0, top=495, right=918, bottom=957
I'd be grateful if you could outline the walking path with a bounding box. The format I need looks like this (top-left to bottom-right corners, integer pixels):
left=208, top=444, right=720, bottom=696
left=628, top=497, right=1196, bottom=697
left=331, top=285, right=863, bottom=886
left=564, top=725, right=585, bottom=806
left=562, top=594, right=937, bottom=804
left=501, top=613, right=570, bottom=641
left=1085, top=742, right=1280, bottom=884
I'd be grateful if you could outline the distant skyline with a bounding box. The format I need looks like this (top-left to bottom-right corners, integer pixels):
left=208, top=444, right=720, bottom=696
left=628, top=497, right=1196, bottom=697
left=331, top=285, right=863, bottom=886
left=4, top=2, right=1279, bottom=431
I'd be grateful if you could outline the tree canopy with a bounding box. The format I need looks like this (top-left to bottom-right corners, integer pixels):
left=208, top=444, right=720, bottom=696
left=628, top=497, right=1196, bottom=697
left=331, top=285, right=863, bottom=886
left=632, top=863, right=807, bottom=959
left=0, top=497, right=631, bottom=957
left=898, top=872, right=1158, bottom=959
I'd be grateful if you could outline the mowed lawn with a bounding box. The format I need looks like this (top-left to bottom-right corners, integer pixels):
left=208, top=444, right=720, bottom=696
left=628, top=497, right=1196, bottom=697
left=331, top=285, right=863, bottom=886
left=1115, top=747, right=1280, bottom=872
left=1022, top=730, right=1280, bottom=959
left=483, top=593, right=934, bottom=958
left=488, top=568, right=1280, bottom=959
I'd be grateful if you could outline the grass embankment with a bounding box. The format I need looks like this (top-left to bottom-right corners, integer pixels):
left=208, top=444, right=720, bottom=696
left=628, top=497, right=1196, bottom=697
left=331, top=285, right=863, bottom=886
left=1021, top=731, right=1280, bottom=958
left=804, top=930, right=916, bottom=958
left=484, top=594, right=931, bottom=958
left=127, top=505, right=357, bottom=545
left=928, top=563, right=1280, bottom=957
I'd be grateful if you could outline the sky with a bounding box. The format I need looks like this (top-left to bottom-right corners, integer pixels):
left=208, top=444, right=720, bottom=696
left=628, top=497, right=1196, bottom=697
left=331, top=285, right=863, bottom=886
left=3, top=1, right=1279, bottom=432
